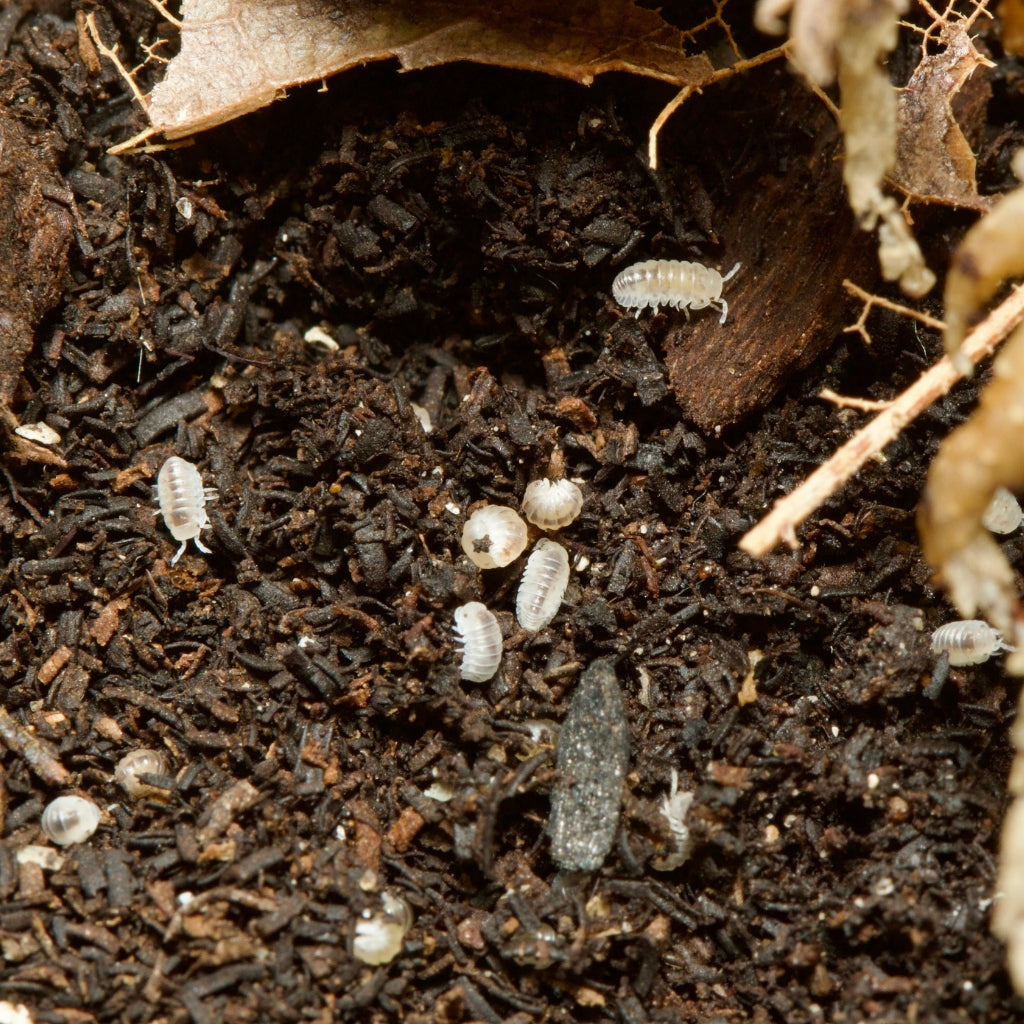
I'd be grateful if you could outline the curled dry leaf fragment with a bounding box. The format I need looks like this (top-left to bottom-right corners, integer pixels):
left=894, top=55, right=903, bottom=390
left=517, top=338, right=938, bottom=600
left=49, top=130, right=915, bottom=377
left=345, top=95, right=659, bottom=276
left=146, top=0, right=715, bottom=140
left=892, top=19, right=994, bottom=212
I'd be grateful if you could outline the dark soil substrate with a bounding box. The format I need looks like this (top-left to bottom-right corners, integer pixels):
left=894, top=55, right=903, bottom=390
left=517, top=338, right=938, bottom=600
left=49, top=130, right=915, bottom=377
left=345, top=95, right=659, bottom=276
left=2, top=3, right=1023, bottom=1022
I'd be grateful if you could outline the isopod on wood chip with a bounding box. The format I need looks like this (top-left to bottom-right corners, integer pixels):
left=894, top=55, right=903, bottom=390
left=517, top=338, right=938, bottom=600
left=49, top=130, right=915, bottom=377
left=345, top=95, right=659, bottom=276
left=521, top=479, right=583, bottom=531
left=612, top=259, right=740, bottom=322
left=549, top=659, right=630, bottom=872
left=114, top=748, right=170, bottom=799
left=41, top=795, right=101, bottom=846
left=461, top=505, right=528, bottom=569
left=983, top=487, right=1023, bottom=535
left=931, top=619, right=1013, bottom=666
left=156, top=455, right=214, bottom=565
left=453, top=601, right=503, bottom=682
left=516, top=539, right=570, bottom=632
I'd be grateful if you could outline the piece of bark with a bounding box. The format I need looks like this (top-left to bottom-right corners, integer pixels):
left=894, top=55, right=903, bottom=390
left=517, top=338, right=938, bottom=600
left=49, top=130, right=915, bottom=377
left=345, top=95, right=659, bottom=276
left=0, top=71, right=72, bottom=414
left=663, top=84, right=874, bottom=430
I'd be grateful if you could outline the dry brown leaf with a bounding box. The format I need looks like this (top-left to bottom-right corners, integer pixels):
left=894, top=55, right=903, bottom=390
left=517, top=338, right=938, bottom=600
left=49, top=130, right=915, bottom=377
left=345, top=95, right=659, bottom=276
left=147, top=0, right=716, bottom=139
left=892, top=19, right=994, bottom=211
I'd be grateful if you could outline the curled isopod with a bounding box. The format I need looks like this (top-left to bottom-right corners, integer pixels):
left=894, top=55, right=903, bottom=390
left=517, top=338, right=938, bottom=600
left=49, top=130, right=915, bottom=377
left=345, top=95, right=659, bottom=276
left=516, top=539, right=570, bottom=631
left=41, top=795, right=102, bottom=846
left=521, top=479, right=583, bottom=531
left=611, top=259, right=740, bottom=323
left=114, top=748, right=170, bottom=800
left=156, top=455, right=215, bottom=565
left=931, top=619, right=1013, bottom=666
left=453, top=601, right=503, bottom=682
left=983, top=487, right=1023, bottom=535
left=461, top=505, right=528, bottom=569
left=351, top=892, right=413, bottom=965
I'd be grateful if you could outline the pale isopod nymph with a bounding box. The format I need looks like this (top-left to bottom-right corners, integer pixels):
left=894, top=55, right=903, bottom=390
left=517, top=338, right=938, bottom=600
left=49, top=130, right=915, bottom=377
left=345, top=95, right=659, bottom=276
left=931, top=619, right=1014, bottom=666
left=114, top=748, right=170, bottom=799
left=612, top=259, right=741, bottom=323
left=521, top=479, right=583, bottom=532
left=516, top=539, right=570, bottom=631
left=983, top=487, right=1023, bottom=535
left=156, top=456, right=214, bottom=565
left=453, top=601, right=503, bottom=682
left=41, top=795, right=102, bottom=846
left=460, top=505, right=528, bottom=569
left=351, top=892, right=413, bottom=965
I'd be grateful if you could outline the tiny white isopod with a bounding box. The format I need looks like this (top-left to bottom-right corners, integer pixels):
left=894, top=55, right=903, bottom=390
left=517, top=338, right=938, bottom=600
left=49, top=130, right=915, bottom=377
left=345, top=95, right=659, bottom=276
left=453, top=601, right=503, bottom=682
left=612, top=259, right=740, bottom=323
left=351, top=892, right=413, bottom=965
left=931, top=619, right=1014, bottom=666
left=114, top=748, right=170, bottom=800
left=460, top=505, right=528, bottom=569
left=41, top=795, right=102, bottom=846
left=516, top=538, right=570, bottom=632
left=521, top=479, right=584, bottom=532
left=156, top=456, right=214, bottom=565
left=983, top=487, right=1023, bottom=535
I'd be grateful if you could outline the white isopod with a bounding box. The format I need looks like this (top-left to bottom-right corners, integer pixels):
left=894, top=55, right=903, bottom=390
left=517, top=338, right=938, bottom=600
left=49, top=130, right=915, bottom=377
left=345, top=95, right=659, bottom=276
left=931, top=619, right=1014, bottom=666
left=41, top=795, right=102, bottom=846
left=983, top=487, right=1023, bottom=535
left=516, top=538, right=570, bottom=631
left=521, top=479, right=584, bottom=532
left=461, top=505, right=528, bottom=569
left=156, top=456, right=215, bottom=565
left=114, top=748, right=170, bottom=800
left=351, top=892, right=414, bottom=965
left=612, top=259, right=741, bottom=323
left=453, top=601, right=503, bottom=682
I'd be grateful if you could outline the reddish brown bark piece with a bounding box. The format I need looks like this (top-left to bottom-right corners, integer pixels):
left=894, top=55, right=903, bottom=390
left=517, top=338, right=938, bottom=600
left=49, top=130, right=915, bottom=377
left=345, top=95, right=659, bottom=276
left=148, top=0, right=715, bottom=138
left=663, top=88, right=873, bottom=430
left=0, top=75, right=72, bottom=412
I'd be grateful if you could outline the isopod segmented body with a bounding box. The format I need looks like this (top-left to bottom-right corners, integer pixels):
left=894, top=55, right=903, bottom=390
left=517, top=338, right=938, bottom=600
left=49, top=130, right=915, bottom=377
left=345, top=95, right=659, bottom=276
left=41, top=795, right=101, bottom=846
left=521, top=479, right=583, bottom=532
left=931, top=619, right=1013, bottom=666
left=461, top=505, right=529, bottom=569
left=453, top=601, right=503, bottom=682
left=114, top=748, right=170, bottom=800
left=156, top=456, right=214, bottom=565
left=612, top=259, right=740, bottom=323
left=516, top=539, right=570, bottom=631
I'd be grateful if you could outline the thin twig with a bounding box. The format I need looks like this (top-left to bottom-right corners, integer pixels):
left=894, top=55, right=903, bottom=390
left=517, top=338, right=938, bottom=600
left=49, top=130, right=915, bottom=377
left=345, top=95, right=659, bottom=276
left=648, top=44, right=789, bottom=169
left=85, top=13, right=149, bottom=112
left=739, top=284, right=1024, bottom=556
left=819, top=388, right=893, bottom=412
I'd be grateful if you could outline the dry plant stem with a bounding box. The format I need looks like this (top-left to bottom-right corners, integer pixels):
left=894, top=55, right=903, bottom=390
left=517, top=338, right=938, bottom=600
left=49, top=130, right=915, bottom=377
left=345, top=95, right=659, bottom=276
left=144, top=0, right=183, bottom=29
left=85, top=13, right=149, bottom=112
left=818, top=388, right=893, bottom=412
left=843, top=278, right=946, bottom=331
left=0, top=706, right=70, bottom=787
left=739, top=283, right=1024, bottom=556
left=648, top=44, right=789, bottom=169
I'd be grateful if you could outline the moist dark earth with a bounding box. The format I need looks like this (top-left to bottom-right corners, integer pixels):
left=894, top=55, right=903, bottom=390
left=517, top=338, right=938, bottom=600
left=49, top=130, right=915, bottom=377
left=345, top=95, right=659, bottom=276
left=2, top=2, right=1023, bottom=1022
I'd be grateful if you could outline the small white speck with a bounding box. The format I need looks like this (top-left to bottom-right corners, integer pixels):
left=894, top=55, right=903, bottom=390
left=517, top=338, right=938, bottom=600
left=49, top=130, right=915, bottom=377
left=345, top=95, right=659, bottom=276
left=175, top=196, right=194, bottom=220
left=444, top=502, right=461, bottom=516
left=810, top=585, right=821, bottom=597
left=14, top=423, right=61, bottom=446
left=304, top=326, right=339, bottom=352
left=867, top=772, right=880, bottom=790
left=335, top=824, right=347, bottom=841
